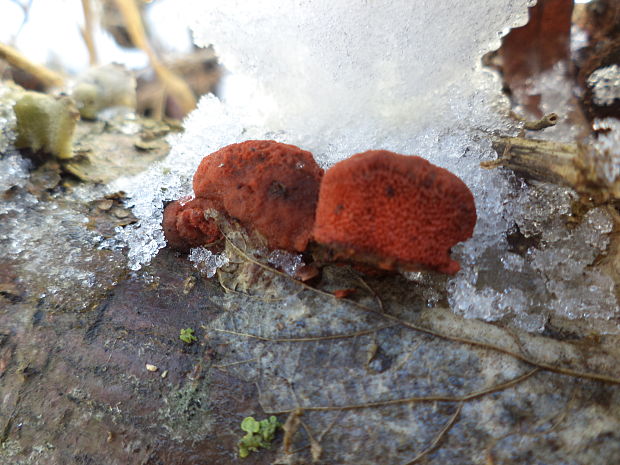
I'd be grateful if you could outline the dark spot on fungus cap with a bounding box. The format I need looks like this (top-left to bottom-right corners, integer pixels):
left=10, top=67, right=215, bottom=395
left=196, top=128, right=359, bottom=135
left=190, top=140, right=323, bottom=252
left=312, top=150, right=477, bottom=275
left=268, top=180, right=288, bottom=199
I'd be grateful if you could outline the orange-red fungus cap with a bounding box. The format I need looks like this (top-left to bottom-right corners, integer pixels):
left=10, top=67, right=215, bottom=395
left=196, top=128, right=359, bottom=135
left=312, top=150, right=476, bottom=275
left=192, top=140, right=323, bottom=252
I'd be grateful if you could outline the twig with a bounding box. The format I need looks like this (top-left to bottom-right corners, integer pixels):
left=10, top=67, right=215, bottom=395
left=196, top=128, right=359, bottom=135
left=402, top=403, right=463, bottom=465
left=484, top=135, right=620, bottom=203
left=214, top=325, right=397, bottom=343
left=300, top=420, right=322, bottom=463
left=81, top=0, right=98, bottom=65
left=482, top=136, right=581, bottom=187
left=0, top=42, right=64, bottom=88
left=509, top=111, right=559, bottom=131
left=9, top=0, right=33, bottom=43
left=112, top=0, right=195, bottom=116
left=523, top=113, right=559, bottom=131
left=266, top=368, right=539, bottom=414
left=354, top=273, right=385, bottom=313
left=212, top=357, right=260, bottom=370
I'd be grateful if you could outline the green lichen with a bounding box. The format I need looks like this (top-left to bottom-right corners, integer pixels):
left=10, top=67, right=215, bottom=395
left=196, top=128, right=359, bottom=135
left=179, top=328, right=198, bottom=344
left=238, top=416, right=281, bottom=458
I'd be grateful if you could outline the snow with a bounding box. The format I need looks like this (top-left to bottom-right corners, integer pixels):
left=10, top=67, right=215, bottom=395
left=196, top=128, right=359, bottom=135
left=268, top=250, right=305, bottom=277
left=588, top=65, right=620, bottom=106
left=0, top=83, right=18, bottom=155
left=0, top=186, right=125, bottom=311
left=0, top=154, right=29, bottom=195
left=188, top=246, right=229, bottom=278
left=593, top=117, right=620, bottom=186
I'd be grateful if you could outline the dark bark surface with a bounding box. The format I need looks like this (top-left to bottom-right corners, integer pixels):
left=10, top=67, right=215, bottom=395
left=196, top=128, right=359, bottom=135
left=0, top=250, right=276, bottom=465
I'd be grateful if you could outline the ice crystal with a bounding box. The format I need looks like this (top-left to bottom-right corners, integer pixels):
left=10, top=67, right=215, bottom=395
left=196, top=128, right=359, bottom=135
left=588, top=64, right=620, bottom=106
left=188, top=246, right=229, bottom=278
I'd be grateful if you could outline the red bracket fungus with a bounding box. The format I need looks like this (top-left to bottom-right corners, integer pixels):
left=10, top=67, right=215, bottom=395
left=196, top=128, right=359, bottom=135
left=312, top=150, right=477, bottom=275
left=163, top=142, right=476, bottom=276
left=163, top=140, right=324, bottom=253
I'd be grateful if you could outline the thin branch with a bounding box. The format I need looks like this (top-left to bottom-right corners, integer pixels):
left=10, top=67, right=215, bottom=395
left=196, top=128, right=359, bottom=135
left=402, top=403, right=463, bottom=465
left=212, top=357, right=260, bottom=370
left=265, top=368, right=539, bottom=414
left=482, top=136, right=581, bottom=187
left=509, top=111, right=559, bottom=131
left=483, top=135, right=620, bottom=203
left=213, top=325, right=397, bottom=343
left=9, top=0, right=33, bottom=43
left=112, top=0, right=196, bottom=116
left=354, top=273, right=385, bottom=313
left=81, top=0, right=98, bottom=65
left=0, top=42, right=65, bottom=88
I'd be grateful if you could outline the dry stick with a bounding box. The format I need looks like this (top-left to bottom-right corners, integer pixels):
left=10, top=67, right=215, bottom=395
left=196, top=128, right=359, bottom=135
left=403, top=403, right=463, bottom=465
left=509, top=111, right=559, bottom=131
left=481, top=136, right=582, bottom=188
left=212, top=357, right=261, bottom=370
left=300, top=420, right=323, bottom=463
left=354, top=273, right=385, bottom=313
left=523, top=113, right=559, bottom=131
left=80, top=0, right=98, bottom=65
left=112, top=0, right=195, bottom=116
left=214, top=325, right=397, bottom=343
left=224, top=236, right=620, bottom=385
left=481, top=135, right=620, bottom=204
left=264, top=368, right=539, bottom=414
left=9, top=0, right=33, bottom=42
left=0, top=42, right=64, bottom=88
left=485, top=384, right=576, bottom=464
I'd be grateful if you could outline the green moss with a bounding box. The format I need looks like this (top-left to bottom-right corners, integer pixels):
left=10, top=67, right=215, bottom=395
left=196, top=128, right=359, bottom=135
left=179, top=328, right=198, bottom=344
left=238, top=416, right=281, bottom=458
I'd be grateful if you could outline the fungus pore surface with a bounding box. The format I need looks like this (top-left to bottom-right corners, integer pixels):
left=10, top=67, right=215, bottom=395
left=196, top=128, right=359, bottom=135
left=313, top=150, right=477, bottom=274
left=164, top=140, right=324, bottom=252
